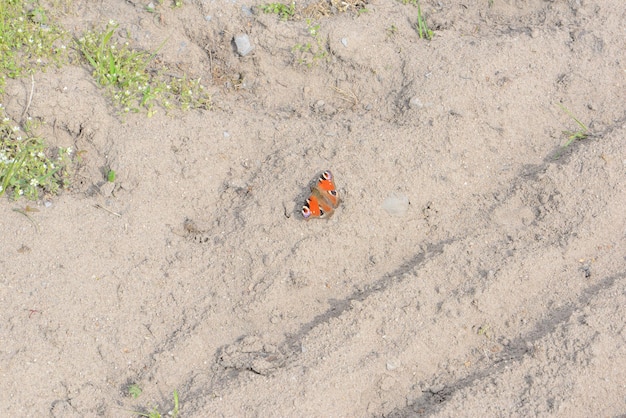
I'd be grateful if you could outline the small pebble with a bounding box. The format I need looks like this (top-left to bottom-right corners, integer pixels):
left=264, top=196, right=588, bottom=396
left=234, top=34, right=254, bottom=56
left=409, top=97, right=424, bottom=109
left=386, top=360, right=399, bottom=371
left=382, top=195, right=410, bottom=216
left=341, top=38, right=348, bottom=47
left=99, top=182, right=115, bottom=197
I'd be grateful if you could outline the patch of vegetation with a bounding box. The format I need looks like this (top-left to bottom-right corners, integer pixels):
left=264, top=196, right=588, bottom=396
left=133, top=389, right=180, bottom=418
left=76, top=22, right=210, bottom=115
left=292, top=19, right=329, bottom=67
left=558, top=104, right=590, bottom=148
left=396, top=0, right=434, bottom=39
left=260, top=1, right=296, bottom=20
left=146, top=0, right=184, bottom=13
left=106, top=168, right=116, bottom=183
left=330, top=0, right=368, bottom=14
left=0, top=0, right=68, bottom=96
left=272, top=0, right=368, bottom=20
left=415, top=3, right=433, bottom=40
left=0, top=107, right=73, bottom=200
left=128, top=383, right=142, bottom=399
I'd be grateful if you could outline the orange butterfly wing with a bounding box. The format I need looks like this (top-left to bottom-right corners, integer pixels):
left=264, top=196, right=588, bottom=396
left=302, top=170, right=340, bottom=220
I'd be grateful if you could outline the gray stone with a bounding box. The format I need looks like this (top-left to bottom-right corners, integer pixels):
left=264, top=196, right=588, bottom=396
left=234, top=34, right=254, bottom=56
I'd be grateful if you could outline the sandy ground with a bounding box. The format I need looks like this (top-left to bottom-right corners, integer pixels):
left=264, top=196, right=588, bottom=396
left=1, top=0, right=625, bottom=416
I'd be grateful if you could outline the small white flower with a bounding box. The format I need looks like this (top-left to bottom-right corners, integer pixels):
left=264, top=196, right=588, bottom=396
left=12, top=126, right=20, bottom=132
left=0, top=185, right=3, bottom=192
left=30, top=178, right=39, bottom=187
left=18, top=189, right=24, bottom=196
left=67, top=147, right=73, bottom=155
left=16, top=136, right=22, bottom=141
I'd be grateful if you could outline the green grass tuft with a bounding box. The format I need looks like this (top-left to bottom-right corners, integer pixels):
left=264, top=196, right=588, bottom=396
left=132, top=389, right=179, bottom=418
left=558, top=104, right=589, bottom=148
left=416, top=3, right=434, bottom=40
left=292, top=19, right=329, bottom=67
left=0, top=109, right=73, bottom=200
left=0, top=0, right=68, bottom=96
left=76, top=22, right=210, bottom=115
left=261, top=2, right=296, bottom=20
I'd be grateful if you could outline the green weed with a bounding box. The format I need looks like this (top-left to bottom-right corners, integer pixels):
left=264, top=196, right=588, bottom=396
left=76, top=22, right=210, bottom=115
left=0, top=108, right=73, bottom=200
left=76, top=22, right=161, bottom=114
left=133, top=389, right=180, bottom=418
left=106, top=168, right=116, bottom=183
left=261, top=2, right=296, bottom=20
left=168, top=75, right=211, bottom=111
left=0, top=0, right=68, bottom=96
left=146, top=0, right=184, bottom=12
left=128, top=383, right=142, bottom=399
left=292, top=19, right=329, bottom=67
left=558, top=104, right=589, bottom=148
left=415, top=3, right=434, bottom=40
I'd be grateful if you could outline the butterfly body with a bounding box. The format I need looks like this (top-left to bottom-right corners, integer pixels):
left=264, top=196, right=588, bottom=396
left=302, top=170, right=340, bottom=220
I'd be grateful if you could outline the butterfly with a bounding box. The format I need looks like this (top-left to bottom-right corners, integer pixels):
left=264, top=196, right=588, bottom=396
left=302, top=170, right=340, bottom=220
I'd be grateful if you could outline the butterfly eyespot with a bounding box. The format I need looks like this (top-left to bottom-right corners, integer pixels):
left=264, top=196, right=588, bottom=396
left=301, top=170, right=339, bottom=220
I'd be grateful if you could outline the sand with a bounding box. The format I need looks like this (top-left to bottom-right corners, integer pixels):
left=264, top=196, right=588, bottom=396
left=1, top=0, right=625, bottom=416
